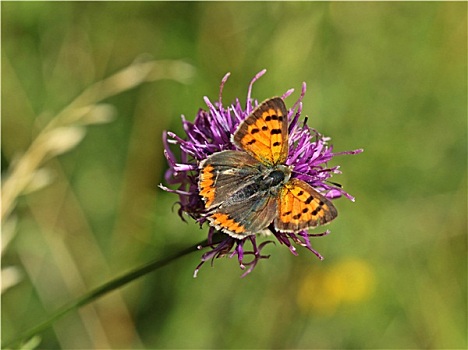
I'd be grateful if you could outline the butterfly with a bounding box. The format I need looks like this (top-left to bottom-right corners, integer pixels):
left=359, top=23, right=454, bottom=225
left=198, top=97, right=337, bottom=239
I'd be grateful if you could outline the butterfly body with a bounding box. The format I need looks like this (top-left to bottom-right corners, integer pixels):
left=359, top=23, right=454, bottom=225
left=198, top=97, right=337, bottom=239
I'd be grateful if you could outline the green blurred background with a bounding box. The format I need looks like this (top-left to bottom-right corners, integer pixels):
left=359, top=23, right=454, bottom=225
left=2, top=2, right=466, bottom=349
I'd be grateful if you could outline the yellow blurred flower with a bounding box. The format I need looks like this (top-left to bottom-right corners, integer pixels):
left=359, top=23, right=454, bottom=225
left=297, top=257, right=376, bottom=315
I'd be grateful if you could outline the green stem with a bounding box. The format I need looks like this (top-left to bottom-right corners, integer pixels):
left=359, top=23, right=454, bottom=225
left=2, top=238, right=214, bottom=349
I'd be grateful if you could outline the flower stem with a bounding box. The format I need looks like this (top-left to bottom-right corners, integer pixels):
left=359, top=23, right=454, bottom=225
left=2, top=238, right=211, bottom=349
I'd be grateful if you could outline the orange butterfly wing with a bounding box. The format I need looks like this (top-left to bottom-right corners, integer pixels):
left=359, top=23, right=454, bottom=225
left=275, top=178, right=338, bottom=232
left=233, top=97, right=288, bottom=166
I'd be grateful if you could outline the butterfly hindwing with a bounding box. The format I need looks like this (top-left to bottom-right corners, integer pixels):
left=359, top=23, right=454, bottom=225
left=233, top=97, right=288, bottom=166
left=275, top=178, right=338, bottom=232
left=199, top=150, right=279, bottom=238
left=199, top=150, right=261, bottom=208
left=208, top=194, right=277, bottom=238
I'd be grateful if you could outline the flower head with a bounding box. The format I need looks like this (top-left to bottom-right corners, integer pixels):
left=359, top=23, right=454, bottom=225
left=160, top=70, right=362, bottom=277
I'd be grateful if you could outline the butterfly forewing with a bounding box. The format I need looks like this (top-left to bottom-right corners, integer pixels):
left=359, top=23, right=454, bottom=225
left=233, top=97, right=288, bottom=166
left=275, top=178, right=338, bottom=232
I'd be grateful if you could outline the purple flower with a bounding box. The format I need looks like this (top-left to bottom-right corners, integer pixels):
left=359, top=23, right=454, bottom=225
left=160, top=70, right=363, bottom=277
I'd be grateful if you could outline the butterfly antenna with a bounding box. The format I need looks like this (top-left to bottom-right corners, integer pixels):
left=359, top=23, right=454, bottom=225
left=325, top=180, right=342, bottom=188
left=292, top=168, right=342, bottom=188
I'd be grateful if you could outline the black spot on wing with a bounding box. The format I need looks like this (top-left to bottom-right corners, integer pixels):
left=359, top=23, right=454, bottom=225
left=270, top=129, right=282, bottom=135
